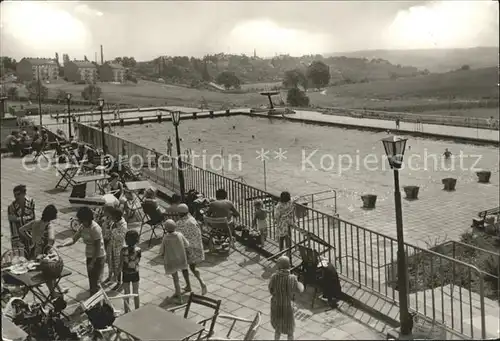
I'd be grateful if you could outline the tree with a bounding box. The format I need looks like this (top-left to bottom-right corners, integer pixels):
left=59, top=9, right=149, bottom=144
left=306, top=60, right=330, bottom=89
left=286, top=88, right=309, bottom=107
left=460, top=64, right=471, bottom=71
left=7, top=86, right=19, bottom=100
left=81, top=84, right=102, bottom=102
left=216, top=71, right=240, bottom=90
left=0, top=57, right=17, bottom=77
left=114, top=57, right=137, bottom=67
left=283, top=68, right=308, bottom=90
left=201, top=61, right=211, bottom=81
left=56, top=89, right=67, bottom=101
left=26, top=80, right=48, bottom=101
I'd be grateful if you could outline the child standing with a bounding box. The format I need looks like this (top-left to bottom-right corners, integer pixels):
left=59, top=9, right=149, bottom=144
left=120, top=230, right=141, bottom=313
left=159, top=219, right=190, bottom=303
left=252, top=200, right=269, bottom=246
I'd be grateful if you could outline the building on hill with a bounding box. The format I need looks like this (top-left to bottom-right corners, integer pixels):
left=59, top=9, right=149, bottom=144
left=64, top=60, right=98, bottom=83
left=99, top=63, right=126, bottom=83
left=16, top=58, right=59, bottom=82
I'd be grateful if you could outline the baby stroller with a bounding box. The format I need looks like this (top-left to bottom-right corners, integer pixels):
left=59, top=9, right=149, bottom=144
left=201, top=215, right=234, bottom=254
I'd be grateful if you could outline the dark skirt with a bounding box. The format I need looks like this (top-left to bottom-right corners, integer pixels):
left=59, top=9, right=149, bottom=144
left=122, top=272, right=139, bottom=283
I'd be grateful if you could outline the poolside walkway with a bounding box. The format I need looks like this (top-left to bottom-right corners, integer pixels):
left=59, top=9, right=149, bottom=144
left=0, top=155, right=388, bottom=340
left=275, top=110, right=499, bottom=144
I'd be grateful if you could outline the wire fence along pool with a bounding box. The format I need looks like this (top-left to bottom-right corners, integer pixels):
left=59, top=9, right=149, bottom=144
left=77, top=122, right=494, bottom=339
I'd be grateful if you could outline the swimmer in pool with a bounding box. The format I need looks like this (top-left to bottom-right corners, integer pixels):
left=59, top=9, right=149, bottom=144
left=443, top=148, right=452, bottom=159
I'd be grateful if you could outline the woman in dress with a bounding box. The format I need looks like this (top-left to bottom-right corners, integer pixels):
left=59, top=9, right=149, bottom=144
left=274, top=192, right=295, bottom=251
left=175, top=204, right=207, bottom=295
left=19, top=204, right=58, bottom=258
left=58, top=207, right=106, bottom=295
left=158, top=220, right=189, bottom=303
left=106, top=207, right=128, bottom=290
left=268, top=256, right=304, bottom=341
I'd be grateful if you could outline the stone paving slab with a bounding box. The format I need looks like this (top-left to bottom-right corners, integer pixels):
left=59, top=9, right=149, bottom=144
left=1, top=155, right=387, bottom=340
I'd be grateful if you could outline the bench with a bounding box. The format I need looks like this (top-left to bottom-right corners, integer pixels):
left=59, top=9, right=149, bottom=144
left=472, top=206, right=500, bottom=229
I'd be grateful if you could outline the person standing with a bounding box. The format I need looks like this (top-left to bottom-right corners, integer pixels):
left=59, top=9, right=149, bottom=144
left=252, top=200, right=269, bottom=246
left=175, top=204, right=207, bottom=295
left=274, top=192, right=295, bottom=251
left=19, top=204, right=57, bottom=259
left=166, top=137, right=173, bottom=156
left=395, top=117, right=400, bottom=129
left=8, top=185, right=36, bottom=250
left=58, top=207, right=106, bottom=295
left=107, top=207, right=128, bottom=291
left=159, top=220, right=189, bottom=303
left=120, top=230, right=141, bottom=313
left=268, top=256, right=304, bottom=341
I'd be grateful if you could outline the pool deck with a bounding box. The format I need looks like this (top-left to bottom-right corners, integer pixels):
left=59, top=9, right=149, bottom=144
left=0, top=156, right=390, bottom=340
left=250, top=110, right=499, bottom=145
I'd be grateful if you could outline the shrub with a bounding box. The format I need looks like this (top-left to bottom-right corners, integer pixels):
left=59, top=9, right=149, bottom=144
left=286, top=88, right=309, bottom=107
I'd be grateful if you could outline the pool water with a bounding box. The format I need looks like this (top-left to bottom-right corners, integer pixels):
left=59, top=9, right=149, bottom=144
left=114, top=116, right=499, bottom=217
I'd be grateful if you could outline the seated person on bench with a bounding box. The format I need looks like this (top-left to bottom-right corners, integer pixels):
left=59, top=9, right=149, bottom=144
left=205, top=188, right=240, bottom=231
left=107, top=173, right=124, bottom=201
left=5, top=131, right=21, bottom=156
left=19, top=131, right=33, bottom=156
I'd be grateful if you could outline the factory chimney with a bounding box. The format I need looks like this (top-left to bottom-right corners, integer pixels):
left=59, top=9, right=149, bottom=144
left=95, top=52, right=98, bottom=64
left=100, top=45, right=104, bottom=65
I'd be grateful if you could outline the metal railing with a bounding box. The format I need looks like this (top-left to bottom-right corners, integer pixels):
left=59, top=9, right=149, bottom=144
left=322, top=106, right=500, bottom=131
left=77, top=122, right=492, bottom=339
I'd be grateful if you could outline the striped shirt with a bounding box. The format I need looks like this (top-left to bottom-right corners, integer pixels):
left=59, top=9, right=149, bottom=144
left=268, top=270, right=302, bottom=335
left=8, top=197, right=35, bottom=246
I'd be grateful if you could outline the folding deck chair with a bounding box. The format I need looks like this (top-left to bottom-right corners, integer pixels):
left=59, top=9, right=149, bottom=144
left=32, top=140, right=50, bottom=163
left=67, top=285, right=138, bottom=340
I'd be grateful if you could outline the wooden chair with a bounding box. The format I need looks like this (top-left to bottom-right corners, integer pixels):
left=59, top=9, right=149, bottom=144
left=202, top=216, right=234, bottom=254
left=296, top=245, right=327, bottom=308
left=140, top=202, right=166, bottom=246
left=213, top=311, right=262, bottom=340
left=169, top=293, right=222, bottom=340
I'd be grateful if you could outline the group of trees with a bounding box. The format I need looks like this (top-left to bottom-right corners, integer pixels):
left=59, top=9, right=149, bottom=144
left=113, top=57, right=137, bottom=68
left=0, top=56, right=17, bottom=77
left=215, top=71, right=241, bottom=90
left=283, top=60, right=331, bottom=107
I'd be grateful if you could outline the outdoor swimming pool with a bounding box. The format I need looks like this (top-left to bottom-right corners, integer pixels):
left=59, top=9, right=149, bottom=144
left=114, top=115, right=499, bottom=222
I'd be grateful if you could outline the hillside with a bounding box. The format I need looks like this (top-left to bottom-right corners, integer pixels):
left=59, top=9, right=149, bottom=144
left=328, top=47, right=499, bottom=73
left=132, top=53, right=425, bottom=87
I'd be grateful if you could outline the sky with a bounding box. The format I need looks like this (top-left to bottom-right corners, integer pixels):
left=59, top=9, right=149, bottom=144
left=1, top=1, right=498, bottom=62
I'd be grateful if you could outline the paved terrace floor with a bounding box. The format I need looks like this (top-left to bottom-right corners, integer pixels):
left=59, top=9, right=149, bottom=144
left=0, top=155, right=388, bottom=340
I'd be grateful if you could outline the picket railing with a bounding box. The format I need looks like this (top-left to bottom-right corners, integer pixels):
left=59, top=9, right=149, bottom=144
left=77, top=122, right=491, bottom=339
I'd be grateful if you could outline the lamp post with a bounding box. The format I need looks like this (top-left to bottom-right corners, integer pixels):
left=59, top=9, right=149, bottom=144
left=171, top=111, right=186, bottom=201
left=382, top=135, right=412, bottom=336
left=98, top=98, right=106, bottom=154
left=36, top=66, right=43, bottom=130
left=66, top=93, right=72, bottom=140
left=0, top=96, right=7, bottom=120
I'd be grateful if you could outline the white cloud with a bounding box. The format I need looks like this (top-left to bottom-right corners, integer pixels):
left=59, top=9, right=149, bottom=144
left=74, top=4, right=103, bottom=17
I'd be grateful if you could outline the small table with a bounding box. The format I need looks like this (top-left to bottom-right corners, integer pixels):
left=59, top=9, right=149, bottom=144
left=2, top=315, right=28, bottom=341
left=72, top=174, right=111, bottom=194
left=3, top=268, right=72, bottom=310
left=54, top=164, right=80, bottom=190
left=125, top=181, right=153, bottom=199
left=113, top=304, right=204, bottom=341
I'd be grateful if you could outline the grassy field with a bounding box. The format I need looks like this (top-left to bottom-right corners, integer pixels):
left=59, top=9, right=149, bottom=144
left=6, top=66, right=496, bottom=117
left=239, top=82, right=282, bottom=90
